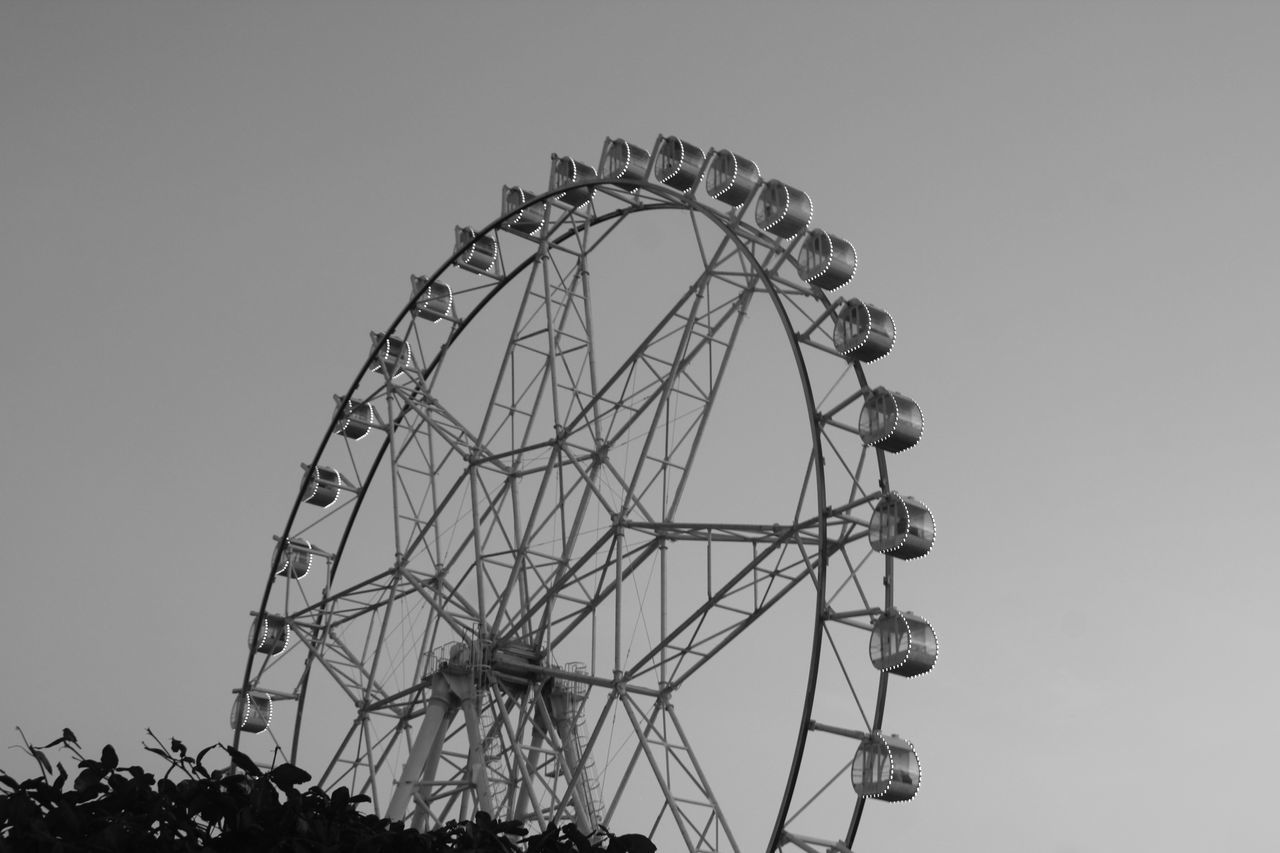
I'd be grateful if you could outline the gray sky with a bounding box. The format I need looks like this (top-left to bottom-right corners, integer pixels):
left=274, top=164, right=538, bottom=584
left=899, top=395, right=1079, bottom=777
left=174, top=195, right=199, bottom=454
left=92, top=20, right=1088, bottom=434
left=2, top=2, right=1277, bottom=850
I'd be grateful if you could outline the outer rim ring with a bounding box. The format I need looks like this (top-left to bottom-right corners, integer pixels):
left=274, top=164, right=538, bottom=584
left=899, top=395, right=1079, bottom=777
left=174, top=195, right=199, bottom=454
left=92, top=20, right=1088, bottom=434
left=236, top=161, right=904, bottom=852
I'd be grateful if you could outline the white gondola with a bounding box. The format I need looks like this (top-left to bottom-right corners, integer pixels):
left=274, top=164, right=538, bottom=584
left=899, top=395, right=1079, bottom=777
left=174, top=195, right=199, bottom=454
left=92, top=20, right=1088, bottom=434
left=502, top=186, right=546, bottom=235
left=249, top=614, right=291, bottom=656
left=833, top=299, right=895, bottom=362
left=653, top=135, right=705, bottom=192
left=272, top=538, right=314, bottom=579
left=302, top=465, right=345, bottom=508
left=549, top=155, right=597, bottom=208
left=411, top=277, right=452, bottom=323
left=369, top=335, right=411, bottom=378
left=454, top=226, right=497, bottom=273
left=704, top=149, right=761, bottom=206
left=868, top=493, right=934, bottom=559
left=755, top=179, right=813, bottom=239
left=851, top=733, right=921, bottom=802
left=334, top=399, right=374, bottom=441
left=599, top=138, right=651, bottom=187
left=869, top=610, right=937, bottom=677
left=859, top=388, right=923, bottom=453
left=798, top=229, right=857, bottom=291
left=231, top=692, right=272, bottom=734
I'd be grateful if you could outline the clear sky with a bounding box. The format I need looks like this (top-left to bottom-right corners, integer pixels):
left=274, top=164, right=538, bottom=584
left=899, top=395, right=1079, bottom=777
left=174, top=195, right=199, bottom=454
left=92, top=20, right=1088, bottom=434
left=2, top=2, right=1277, bottom=851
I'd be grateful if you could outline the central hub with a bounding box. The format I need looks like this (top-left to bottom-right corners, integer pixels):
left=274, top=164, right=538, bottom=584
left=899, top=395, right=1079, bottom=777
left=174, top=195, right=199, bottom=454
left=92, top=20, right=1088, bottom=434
left=430, top=638, right=591, bottom=706
left=436, top=638, right=546, bottom=690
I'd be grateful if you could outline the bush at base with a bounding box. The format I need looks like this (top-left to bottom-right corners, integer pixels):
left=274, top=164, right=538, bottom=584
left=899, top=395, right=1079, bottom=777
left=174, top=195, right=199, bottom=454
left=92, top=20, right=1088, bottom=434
left=0, top=729, right=656, bottom=853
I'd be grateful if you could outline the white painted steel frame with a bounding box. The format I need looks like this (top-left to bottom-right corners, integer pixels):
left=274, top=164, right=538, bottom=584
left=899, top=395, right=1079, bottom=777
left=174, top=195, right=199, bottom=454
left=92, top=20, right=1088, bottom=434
left=235, top=139, right=925, bottom=852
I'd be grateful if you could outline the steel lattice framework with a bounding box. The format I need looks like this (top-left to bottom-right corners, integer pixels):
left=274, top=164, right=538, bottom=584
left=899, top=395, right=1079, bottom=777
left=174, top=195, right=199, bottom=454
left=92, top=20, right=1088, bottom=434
left=233, top=135, right=940, bottom=853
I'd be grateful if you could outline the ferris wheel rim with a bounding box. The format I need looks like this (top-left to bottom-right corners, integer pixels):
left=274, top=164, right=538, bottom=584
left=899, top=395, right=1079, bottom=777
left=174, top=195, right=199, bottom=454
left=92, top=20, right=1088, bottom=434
left=234, top=139, right=929, bottom=853
left=244, top=183, right=867, bottom=838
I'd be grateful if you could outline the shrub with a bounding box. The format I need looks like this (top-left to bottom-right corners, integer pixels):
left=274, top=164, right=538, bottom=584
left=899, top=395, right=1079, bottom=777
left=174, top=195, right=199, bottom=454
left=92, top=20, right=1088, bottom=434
left=0, top=729, right=655, bottom=853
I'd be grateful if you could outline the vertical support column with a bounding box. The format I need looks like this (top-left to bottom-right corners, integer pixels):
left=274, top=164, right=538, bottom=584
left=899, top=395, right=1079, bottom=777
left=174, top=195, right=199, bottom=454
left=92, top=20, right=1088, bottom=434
left=460, top=690, right=495, bottom=814
left=547, top=687, right=597, bottom=833
left=388, top=674, right=458, bottom=822
left=408, top=692, right=462, bottom=832
left=512, top=724, right=547, bottom=823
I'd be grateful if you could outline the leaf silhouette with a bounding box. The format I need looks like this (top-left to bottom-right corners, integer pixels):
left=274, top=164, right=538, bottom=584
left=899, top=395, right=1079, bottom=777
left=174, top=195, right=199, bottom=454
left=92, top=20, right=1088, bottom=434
left=330, top=785, right=349, bottom=807
left=496, top=817, right=528, bottom=836
left=223, top=744, right=263, bottom=778
left=564, top=823, right=594, bottom=853
left=609, top=834, right=657, bottom=853
left=195, top=743, right=217, bottom=775
left=74, top=765, right=104, bottom=793
left=30, top=746, right=52, bottom=776
left=267, top=763, right=311, bottom=788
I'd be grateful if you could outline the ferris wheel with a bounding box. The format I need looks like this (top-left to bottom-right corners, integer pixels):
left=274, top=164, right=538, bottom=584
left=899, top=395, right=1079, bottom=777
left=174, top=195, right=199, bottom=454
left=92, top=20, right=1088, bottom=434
left=233, top=134, right=940, bottom=853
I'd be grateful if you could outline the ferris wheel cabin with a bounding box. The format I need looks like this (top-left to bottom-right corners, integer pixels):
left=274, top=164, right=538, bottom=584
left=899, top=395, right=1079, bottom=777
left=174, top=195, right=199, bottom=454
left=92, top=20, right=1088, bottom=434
left=797, top=230, right=858, bottom=291
left=653, top=135, right=706, bottom=192
left=453, top=227, right=497, bottom=274
left=272, top=538, right=314, bottom=579
left=599, top=138, right=651, bottom=186
left=869, top=610, right=938, bottom=678
left=851, top=733, right=921, bottom=802
left=249, top=613, right=291, bottom=656
left=704, top=149, right=762, bottom=206
left=869, top=493, right=935, bottom=559
left=833, top=299, right=895, bottom=362
left=548, top=156, right=597, bottom=208
left=302, top=465, right=346, bottom=508
left=334, top=399, right=374, bottom=441
left=411, top=276, right=452, bottom=323
left=369, top=334, right=412, bottom=378
left=755, top=179, right=813, bottom=239
left=501, top=186, right=546, bottom=236
left=859, top=388, right=923, bottom=453
left=231, top=692, right=272, bottom=735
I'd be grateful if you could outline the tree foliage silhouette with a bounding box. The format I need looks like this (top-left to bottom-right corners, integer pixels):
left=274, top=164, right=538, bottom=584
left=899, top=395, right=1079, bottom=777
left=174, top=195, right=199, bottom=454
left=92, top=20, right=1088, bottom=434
left=0, top=729, right=656, bottom=853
